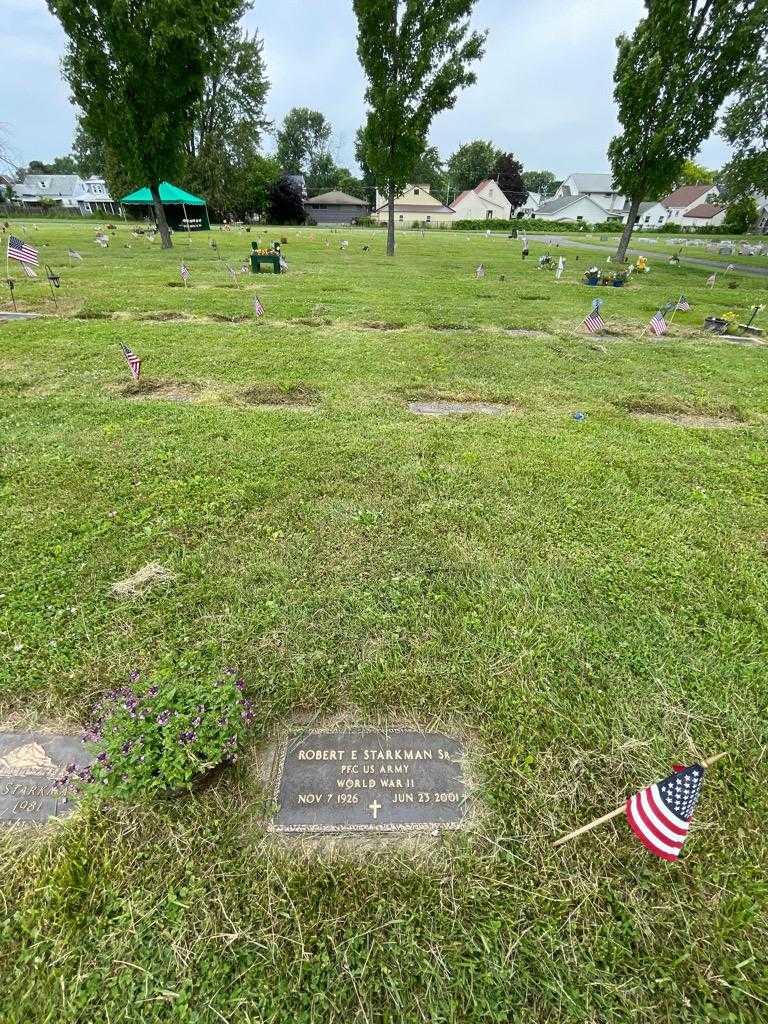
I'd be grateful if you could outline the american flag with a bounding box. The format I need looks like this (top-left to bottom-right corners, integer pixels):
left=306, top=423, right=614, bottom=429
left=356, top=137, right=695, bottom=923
left=20, top=262, right=38, bottom=279
left=68, top=249, right=83, bottom=262
left=475, top=263, right=485, bottom=279
left=706, top=273, right=717, bottom=287
left=650, top=310, right=668, bottom=336
left=180, top=262, right=190, bottom=283
left=253, top=294, right=264, bottom=317
left=676, top=294, right=690, bottom=311
left=7, top=235, right=39, bottom=267
left=626, top=763, right=704, bottom=861
left=121, top=344, right=141, bottom=381
left=582, top=298, right=604, bottom=334
left=225, top=264, right=237, bottom=280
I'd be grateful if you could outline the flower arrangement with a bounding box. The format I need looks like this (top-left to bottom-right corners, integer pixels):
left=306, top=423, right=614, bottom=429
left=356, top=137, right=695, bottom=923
left=60, top=667, right=257, bottom=800
left=253, top=248, right=278, bottom=256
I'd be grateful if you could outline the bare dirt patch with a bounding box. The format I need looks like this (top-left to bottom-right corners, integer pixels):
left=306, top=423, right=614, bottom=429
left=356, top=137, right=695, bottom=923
left=122, top=380, right=200, bottom=403
left=359, top=321, right=404, bottom=331
left=408, top=400, right=519, bottom=417
left=625, top=401, right=746, bottom=429
left=503, top=328, right=548, bottom=337
left=137, top=311, right=189, bottom=322
left=430, top=323, right=470, bottom=332
left=241, top=384, right=320, bottom=409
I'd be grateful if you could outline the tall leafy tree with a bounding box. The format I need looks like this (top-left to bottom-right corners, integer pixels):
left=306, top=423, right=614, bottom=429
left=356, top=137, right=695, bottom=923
left=354, top=127, right=378, bottom=207
left=609, top=0, right=766, bottom=264
left=275, top=108, right=332, bottom=176
left=48, top=0, right=241, bottom=248
left=521, top=169, right=556, bottom=196
left=723, top=195, right=759, bottom=233
left=720, top=52, right=768, bottom=200
left=493, top=152, right=528, bottom=210
left=446, top=139, right=499, bottom=194
left=183, top=12, right=271, bottom=218
left=354, top=0, right=486, bottom=255
left=267, top=176, right=306, bottom=224
left=674, top=158, right=717, bottom=187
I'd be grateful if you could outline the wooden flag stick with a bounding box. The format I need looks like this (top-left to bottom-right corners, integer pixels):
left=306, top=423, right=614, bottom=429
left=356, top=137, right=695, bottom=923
left=553, top=752, right=728, bottom=848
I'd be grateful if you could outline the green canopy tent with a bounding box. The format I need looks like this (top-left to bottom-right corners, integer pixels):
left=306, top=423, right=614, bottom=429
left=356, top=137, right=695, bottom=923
left=120, top=181, right=210, bottom=231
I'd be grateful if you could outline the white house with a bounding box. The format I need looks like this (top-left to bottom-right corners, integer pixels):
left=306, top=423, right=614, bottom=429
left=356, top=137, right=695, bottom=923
left=373, top=183, right=454, bottom=228
left=517, top=191, right=542, bottom=217
left=13, top=174, right=118, bottom=214
left=554, top=173, right=626, bottom=216
left=754, top=194, right=768, bottom=234
left=534, top=193, right=614, bottom=225
left=450, top=179, right=512, bottom=220
left=631, top=200, right=670, bottom=228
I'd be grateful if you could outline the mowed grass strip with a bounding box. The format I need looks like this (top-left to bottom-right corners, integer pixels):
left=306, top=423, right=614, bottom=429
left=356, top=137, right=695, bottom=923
left=0, top=221, right=767, bottom=1023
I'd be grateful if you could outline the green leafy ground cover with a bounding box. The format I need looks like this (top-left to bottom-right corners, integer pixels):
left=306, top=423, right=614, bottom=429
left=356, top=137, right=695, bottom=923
left=1, top=221, right=767, bottom=1023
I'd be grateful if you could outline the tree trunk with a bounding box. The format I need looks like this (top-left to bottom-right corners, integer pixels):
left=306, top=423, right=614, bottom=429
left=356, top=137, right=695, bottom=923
left=386, top=188, right=395, bottom=256
left=616, top=195, right=641, bottom=264
left=150, top=182, right=173, bottom=249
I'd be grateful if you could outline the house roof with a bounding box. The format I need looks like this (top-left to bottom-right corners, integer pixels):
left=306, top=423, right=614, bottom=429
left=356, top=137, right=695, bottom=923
left=474, top=179, right=494, bottom=192
left=685, top=202, right=725, bottom=219
left=305, top=190, right=366, bottom=206
left=662, top=184, right=713, bottom=209
left=566, top=173, right=617, bottom=193
left=19, top=173, right=80, bottom=197
left=637, top=201, right=665, bottom=214
left=452, top=190, right=472, bottom=206
left=536, top=194, right=606, bottom=216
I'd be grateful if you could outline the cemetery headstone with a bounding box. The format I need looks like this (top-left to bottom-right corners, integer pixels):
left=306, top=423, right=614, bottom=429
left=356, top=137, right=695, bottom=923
left=0, top=733, right=92, bottom=825
left=270, top=729, right=468, bottom=834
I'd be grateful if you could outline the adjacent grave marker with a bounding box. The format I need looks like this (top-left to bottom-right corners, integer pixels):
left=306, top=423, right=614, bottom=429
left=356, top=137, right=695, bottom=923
left=270, top=730, right=468, bottom=833
left=0, top=733, right=91, bottom=825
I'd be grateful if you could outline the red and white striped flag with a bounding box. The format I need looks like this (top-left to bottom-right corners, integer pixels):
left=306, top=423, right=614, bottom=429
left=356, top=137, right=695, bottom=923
left=180, top=262, right=190, bottom=284
left=253, top=294, right=264, bottom=317
left=7, top=235, right=39, bottom=267
left=121, top=344, right=142, bottom=381
left=626, top=763, right=704, bottom=861
left=20, top=262, right=38, bottom=279
left=649, top=310, right=668, bottom=336
left=582, top=298, right=604, bottom=334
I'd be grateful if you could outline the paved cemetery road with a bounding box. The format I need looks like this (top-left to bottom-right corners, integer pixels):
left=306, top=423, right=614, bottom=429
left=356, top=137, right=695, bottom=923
left=524, top=233, right=768, bottom=279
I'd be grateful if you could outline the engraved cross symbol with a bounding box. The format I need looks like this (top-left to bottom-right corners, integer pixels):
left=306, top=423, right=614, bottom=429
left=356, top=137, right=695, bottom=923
left=368, top=800, right=381, bottom=820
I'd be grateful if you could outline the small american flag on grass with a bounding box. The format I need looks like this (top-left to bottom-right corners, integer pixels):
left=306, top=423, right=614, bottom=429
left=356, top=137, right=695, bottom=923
left=68, top=249, right=83, bottom=262
left=253, top=294, right=264, bottom=317
left=20, top=262, right=38, bottom=279
left=676, top=294, right=690, bottom=312
left=180, top=262, right=190, bottom=284
left=650, top=309, right=668, bottom=336
left=8, top=235, right=39, bottom=267
left=626, top=763, right=704, bottom=861
left=582, top=298, right=604, bottom=334
left=121, top=344, right=141, bottom=381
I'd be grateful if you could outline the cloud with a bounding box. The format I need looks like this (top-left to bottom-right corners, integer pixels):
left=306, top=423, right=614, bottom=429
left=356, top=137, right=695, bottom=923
left=4, top=0, right=733, bottom=175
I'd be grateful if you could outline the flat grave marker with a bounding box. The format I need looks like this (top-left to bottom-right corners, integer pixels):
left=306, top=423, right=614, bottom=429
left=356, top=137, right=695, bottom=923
left=270, top=729, right=469, bottom=834
left=0, top=733, right=91, bottom=826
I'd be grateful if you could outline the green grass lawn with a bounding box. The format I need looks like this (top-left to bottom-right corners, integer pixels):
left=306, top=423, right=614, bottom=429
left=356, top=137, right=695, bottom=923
left=556, top=229, right=768, bottom=268
left=1, top=220, right=767, bottom=1023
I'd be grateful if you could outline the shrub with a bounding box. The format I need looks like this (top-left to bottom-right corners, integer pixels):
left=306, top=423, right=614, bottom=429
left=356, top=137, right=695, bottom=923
left=59, top=667, right=257, bottom=800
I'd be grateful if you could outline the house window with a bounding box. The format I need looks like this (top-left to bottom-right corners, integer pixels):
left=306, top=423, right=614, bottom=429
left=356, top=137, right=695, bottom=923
left=398, top=214, right=403, bottom=221
left=426, top=215, right=431, bottom=222
left=413, top=188, right=419, bottom=195
left=576, top=215, right=583, bottom=221
left=644, top=216, right=650, bottom=223
left=486, top=210, right=493, bottom=219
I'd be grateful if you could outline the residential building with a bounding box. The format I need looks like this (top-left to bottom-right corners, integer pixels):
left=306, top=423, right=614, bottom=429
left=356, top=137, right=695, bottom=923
left=631, top=200, right=670, bottom=228
left=517, top=191, right=542, bottom=217
left=752, top=194, right=768, bottom=234
left=372, top=184, right=454, bottom=228
left=554, top=173, right=626, bottom=216
left=661, top=184, right=721, bottom=224
left=450, top=179, right=512, bottom=220
left=13, top=173, right=118, bottom=214
left=678, top=201, right=727, bottom=228
left=304, top=189, right=369, bottom=224
left=534, top=193, right=614, bottom=225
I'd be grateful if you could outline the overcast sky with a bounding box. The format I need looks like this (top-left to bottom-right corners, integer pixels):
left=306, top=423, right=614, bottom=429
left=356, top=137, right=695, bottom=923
left=2, top=0, right=733, bottom=176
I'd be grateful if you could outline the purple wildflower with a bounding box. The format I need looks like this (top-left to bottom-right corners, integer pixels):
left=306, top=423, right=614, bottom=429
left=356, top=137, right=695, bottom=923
left=129, top=670, right=141, bottom=683
left=156, top=710, right=172, bottom=726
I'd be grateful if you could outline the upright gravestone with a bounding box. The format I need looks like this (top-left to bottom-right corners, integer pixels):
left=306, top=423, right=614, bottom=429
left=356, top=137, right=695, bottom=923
left=0, top=733, right=91, bottom=825
left=270, top=730, right=468, bottom=834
